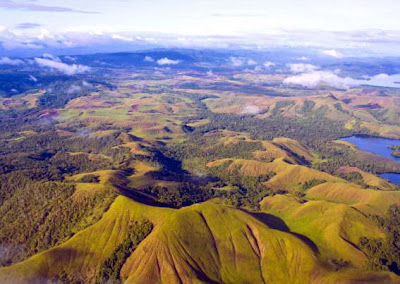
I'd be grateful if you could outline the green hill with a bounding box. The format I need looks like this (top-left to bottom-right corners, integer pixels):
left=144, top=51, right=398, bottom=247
left=1, top=197, right=398, bottom=283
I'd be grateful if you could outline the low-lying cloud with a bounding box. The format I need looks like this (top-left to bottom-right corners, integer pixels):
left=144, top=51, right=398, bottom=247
left=229, top=57, right=258, bottom=67
left=284, top=71, right=358, bottom=89
left=242, top=105, right=261, bottom=115
left=34, top=57, right=91, bottom=75
left=284, top=70, right=400, bottom=89
left=144, top=56, right=155, bottom=62
left=321, top=49, right=343, bottom=58
left=29, top=75, right=38, bottom=82
left=0, top=56, right=24, bottom=65
left=264, top=61, right=275, bottom=67
left=157, top=57, right=180, bottom=65
left=288, top=63, right=319, bottom=73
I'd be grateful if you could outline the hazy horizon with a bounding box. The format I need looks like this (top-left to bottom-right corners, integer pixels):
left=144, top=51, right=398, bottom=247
left=1, top=0, right=400, bottom=57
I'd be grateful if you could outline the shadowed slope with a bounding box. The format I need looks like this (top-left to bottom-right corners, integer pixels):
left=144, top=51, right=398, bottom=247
left=260, top=195, right=385, bottom=266
left=0, top=197, right=398, bottom=283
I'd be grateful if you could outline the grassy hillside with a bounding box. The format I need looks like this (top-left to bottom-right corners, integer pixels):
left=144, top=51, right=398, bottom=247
left=260, top=195, right=385, bottom=266
left=208, top=158, right=342, bottom=192
left=1, top=197, right=397, bottom=284
left=307, top=182, right=400, bottom=216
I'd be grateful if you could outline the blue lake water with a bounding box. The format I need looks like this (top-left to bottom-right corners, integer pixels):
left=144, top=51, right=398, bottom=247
left=341, top=136, right=400, bottom=185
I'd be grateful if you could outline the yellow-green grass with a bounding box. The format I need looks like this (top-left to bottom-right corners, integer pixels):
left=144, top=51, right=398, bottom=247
left=336, top=166, right=397, bottom=191
left=122, top=201, right=397, bottom=283
left=208, top=158, right=343, bottom=192
left=1, top=198, right=397, bottom=283
left=272, top=137, right=315, bottom=161
left=334, top=140, right=358, bottom=151
left=307, top=182, right=400, bottom=215
left=260, top=195, right=385, bottom=266
left=0, top=196, right=173, bottom=283
left=67, top=169, right=119, bottom=185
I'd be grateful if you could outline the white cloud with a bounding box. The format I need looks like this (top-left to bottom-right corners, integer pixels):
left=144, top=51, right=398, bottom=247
left=263, top=61, right=275, bottom=68
left=0, top=56, right=24, bottom=65
left=144, top=56, right=154, bottom=62
left=29, top=75, right=38, bottom=82
left=321, top=49, right=343, bottom=58
left=242, top=105, right=261, bottom=115
left=82, top=80, right=92, bottom=88
left=34, top=57, right=91, bottom=75
left=297, top=56, right=309, bottom=61
left=64, top=56, right=76, bottom=61
left=206, top=70, right=216, bottom=77
left=284, top=71, right=358, bottom=89
left=229, top=57, right=245, bottom=67
left=111, top=34, right=134, bottom=42
left=42, top=53, right=58, bottom=60
left=366, top=73, right=400, bottom=88
left=229, top=57, right=258, bottom=67
left=157, top=57, right=180, bottom=65
left=284, top=71, right=400, bottom=89
left=288, top=63, right=319, bottom=73
left=66, top=84, right=82, bottom=94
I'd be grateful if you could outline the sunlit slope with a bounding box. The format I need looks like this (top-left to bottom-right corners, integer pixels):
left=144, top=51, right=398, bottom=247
left=208, top=158, right=342, bottom=191
left=0, top=196, right=173, bottom=284
left=260, top=195, right=385, bottom=266
left=1, top=197, right=397, bottom=283
left=121, top=201, right=396, bottom=284
left=336, top=166, right=398, bottom=191
left=122, top=201, right=322, bottom=283
left=307, top=182, right=400, bottom=215
left=271, top=137, right=314, bottom=162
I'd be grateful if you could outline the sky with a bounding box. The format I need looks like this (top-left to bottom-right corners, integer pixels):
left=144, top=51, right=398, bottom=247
left=1, top=0, right=400, bottom=56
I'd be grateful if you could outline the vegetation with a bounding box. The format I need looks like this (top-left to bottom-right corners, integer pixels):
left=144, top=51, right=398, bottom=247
left=1, top=52, right=400, bottom=282
left=97, top=220, right=153, bottom=283
left=359, top=205, right=400, bottom=275
left=390, top=146, right=400, bottom=158
left=301, top=179, right=326, bottom=190
left=0, top=174, right=117, bottom=266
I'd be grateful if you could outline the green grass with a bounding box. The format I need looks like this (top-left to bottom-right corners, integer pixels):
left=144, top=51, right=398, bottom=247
left=1, top=197, right=397, bottom=283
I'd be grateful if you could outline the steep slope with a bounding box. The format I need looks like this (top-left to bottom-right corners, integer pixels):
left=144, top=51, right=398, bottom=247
left=1, top=197, right=397, bottom=283
left=260, top=195, right=385, bottom=266
left=0, top=197, right=173, bottom=283
left=307, top=182, right=400, bottom=216
left=208, top=158, right=342, bottom=192
left=336, top=166, right=398, bottom=191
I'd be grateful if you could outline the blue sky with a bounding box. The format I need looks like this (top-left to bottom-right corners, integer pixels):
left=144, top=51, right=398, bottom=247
left=1, top=0, right=400, bottom=56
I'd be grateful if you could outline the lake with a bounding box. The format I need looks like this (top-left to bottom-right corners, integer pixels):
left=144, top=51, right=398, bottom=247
left=341, top=135, right=400, bottom=185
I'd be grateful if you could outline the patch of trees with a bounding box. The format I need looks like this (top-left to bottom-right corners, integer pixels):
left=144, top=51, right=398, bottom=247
left=359, top=205, right=400, bottom=275
left=301, top=100, right=316, bottom=113
left=194, top=113, right=357, bottom=150
left=142, top=183, right=218, bottom=207
left=0, top=130, right=131, bottom=180
left=301, top=179, right=326, bottom=190
left=78, top=175, right=100, bottom=183
left=166, top=138, right=264, bottom=163
left=272, top=100, right=295, bottom=116
left=390, top=146, right=400, bottom=158
left=38, top=80, right=93, bottom=109
left=97, top=220, right=153, bottom=283
left=208, top=162, right=276, bottom=209
left=368, top=108, right=400, bottom=126
left=314, top=144, right=400, bottom=175
left=0, top=175, right=117, bottom=267
left=335, top=171, right=372, bottom=188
